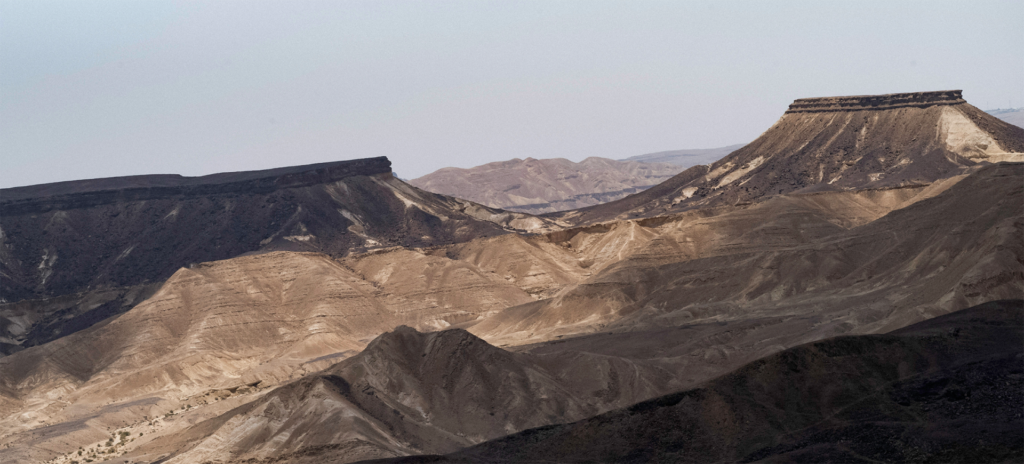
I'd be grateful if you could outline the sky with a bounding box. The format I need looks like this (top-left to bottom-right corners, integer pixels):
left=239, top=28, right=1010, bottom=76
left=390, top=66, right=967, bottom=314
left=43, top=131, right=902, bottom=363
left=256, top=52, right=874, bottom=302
left=1, top=1, right=1022, bottom=188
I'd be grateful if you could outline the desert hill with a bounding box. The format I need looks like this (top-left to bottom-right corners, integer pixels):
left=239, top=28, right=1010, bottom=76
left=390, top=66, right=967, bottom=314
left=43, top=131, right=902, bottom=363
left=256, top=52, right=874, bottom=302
left=0, top=157, right=549, bottom=355
left=408, top=157, right=682, bottom=214
left=114, top=326, right=676, bottom=463
left=555, top=90, right=1024, bottom=226
left=988, top=107, right=1024, bottom=128
left=392, top=299, right=1023, bottom=463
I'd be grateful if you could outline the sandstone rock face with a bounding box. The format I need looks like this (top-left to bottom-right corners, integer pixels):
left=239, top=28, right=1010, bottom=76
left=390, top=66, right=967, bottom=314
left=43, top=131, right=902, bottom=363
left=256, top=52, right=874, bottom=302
left=408, top=157, right=683, bottom=214
left=473, top=163, right=1024, bottom=351
left=556, top=90, right=1024, bottom=226
left=0, top=158, right=550, bottom=355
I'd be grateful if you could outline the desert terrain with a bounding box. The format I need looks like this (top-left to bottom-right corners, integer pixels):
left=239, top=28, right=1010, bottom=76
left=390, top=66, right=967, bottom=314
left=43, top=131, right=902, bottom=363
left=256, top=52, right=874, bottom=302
left=0, top=90, right=1021, bottom=463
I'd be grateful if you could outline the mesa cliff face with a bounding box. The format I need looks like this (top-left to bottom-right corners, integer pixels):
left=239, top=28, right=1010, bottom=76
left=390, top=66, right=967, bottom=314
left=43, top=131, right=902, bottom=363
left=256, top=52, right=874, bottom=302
left=0, top=157, right=548, bottom=355
left=556, top=90, right=1024, bottom=225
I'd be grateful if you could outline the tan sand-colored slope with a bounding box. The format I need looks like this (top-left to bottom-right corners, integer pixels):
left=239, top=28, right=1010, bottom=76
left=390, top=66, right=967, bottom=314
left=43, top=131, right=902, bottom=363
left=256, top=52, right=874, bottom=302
left=409, top=157, right=683, bottom=214
left=0, top=250, right=537, bottom=463
left=471, top=163, right=1023, bottom=373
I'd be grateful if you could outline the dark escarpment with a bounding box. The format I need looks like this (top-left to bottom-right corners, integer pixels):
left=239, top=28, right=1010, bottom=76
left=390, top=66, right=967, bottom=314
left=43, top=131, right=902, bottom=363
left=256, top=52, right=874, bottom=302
left=0, top=157, right=393, bottom=213
left=785, top=89, right=966, bottom=113
left=0, top=157, right=527, bottom=354
left=114, top=326, right=673, bottom=463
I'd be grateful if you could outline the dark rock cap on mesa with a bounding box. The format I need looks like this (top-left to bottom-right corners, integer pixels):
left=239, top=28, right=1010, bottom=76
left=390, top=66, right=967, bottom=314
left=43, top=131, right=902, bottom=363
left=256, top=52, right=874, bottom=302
left=786, top=89, right=966, bottom=113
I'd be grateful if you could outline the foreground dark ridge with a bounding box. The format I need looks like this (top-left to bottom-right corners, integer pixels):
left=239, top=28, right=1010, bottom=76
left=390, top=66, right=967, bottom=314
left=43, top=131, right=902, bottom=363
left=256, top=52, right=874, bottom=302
left=786, top=89, right=966, bottom=113
left=105, top=325, right=671, bottom=463
left=369, top=300, right=1024, bottom=464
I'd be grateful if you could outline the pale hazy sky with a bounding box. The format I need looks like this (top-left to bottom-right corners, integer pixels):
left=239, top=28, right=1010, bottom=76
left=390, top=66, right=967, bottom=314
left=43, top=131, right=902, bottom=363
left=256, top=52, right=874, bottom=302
left=2, top=1, right=1022, bottom=188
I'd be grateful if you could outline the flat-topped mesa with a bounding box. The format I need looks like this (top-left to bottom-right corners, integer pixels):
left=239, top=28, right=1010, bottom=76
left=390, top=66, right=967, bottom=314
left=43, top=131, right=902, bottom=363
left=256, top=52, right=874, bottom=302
left=0, top=154, right=517, bottom=345
left=553, top=89, right=1024, bottom=226
left=786, top=90, right=965, bottom=113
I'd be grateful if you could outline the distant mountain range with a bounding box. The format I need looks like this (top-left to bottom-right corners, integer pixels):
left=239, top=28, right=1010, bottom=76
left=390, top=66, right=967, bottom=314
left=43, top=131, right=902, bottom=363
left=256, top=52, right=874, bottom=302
left=408, top=157, right=686, bottom=214
left=987, top=107, right=1024, bottom=128
left=620, top=143, right=745, bottom=168
left=408, top=145, right=744, bottom=214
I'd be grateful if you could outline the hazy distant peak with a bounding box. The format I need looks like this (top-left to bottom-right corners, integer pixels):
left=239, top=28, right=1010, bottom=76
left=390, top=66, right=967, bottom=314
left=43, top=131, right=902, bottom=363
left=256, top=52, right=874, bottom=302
left=409, top=156, right=683, bottom=214
left=986, top=107, right=1024, bottom=128
left=622, top=144, right=746, bottom=167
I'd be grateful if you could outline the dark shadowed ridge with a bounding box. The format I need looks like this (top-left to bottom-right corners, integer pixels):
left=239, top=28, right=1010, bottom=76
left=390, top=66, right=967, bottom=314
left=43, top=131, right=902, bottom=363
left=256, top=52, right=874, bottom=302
left=365, top=299, right=1024, bottom=463
left=119, top=325, right=672, bottom=462
left=552, top=90, right=1024, bottom=226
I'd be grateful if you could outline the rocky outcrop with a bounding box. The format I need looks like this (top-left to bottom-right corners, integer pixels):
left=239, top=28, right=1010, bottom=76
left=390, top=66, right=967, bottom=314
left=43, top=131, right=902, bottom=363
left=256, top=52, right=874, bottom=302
left=59, top=326, right=674, bottom=464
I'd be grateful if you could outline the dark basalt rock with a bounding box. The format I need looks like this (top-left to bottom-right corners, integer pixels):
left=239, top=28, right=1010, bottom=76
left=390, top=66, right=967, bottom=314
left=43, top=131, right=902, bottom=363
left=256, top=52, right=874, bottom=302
left=785, top=89, right=966, bottom=113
